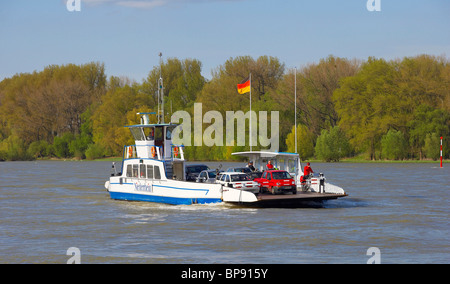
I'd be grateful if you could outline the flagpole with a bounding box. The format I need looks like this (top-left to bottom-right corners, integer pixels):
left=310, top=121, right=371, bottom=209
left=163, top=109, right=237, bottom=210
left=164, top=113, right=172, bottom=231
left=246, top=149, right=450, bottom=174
left=250, top=73, right=252, bottom=152
left=294, top=67, right=297, bottom=154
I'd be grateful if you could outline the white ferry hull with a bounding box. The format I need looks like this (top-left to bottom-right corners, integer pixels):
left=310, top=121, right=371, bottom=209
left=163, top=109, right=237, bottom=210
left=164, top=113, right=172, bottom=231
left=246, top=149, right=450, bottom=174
left=107, top=179, right=222, bottom=205
left=106, top=178, right=258, bottom=205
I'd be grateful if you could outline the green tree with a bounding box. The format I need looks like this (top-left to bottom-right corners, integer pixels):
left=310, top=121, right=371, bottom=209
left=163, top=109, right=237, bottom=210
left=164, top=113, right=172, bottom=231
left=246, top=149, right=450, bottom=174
left=423, top=133, right=441, bottom=160
left=408, top=105, right=450, bottom=159
left=0, top=62, right=105, bottom=150
left=141, top=58, right=205, bottom=117
left=333, top=57, right=400, bottom=159
left=314, top=126, right=351, bottom=162
left=288, top=56, right=359, bottom=135
left=381, top=129, right=408, bottom=160
left=285, top=124, right=315, bottom=159
left=91, top=85, right=141, bottom=156
left=53, top=132, right=74, bottom=158
left=27, top=140, right=51, bottom=159
left=0, top=133, right=29, bottom=161
left=397, top=55, right=448, bottom=111
left=85, top=143, right=106, bottom=160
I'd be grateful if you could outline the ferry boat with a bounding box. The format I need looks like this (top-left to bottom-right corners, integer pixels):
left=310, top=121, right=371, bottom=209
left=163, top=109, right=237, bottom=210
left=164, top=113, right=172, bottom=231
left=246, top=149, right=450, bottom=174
left=104, top=112, right=347, bottom=207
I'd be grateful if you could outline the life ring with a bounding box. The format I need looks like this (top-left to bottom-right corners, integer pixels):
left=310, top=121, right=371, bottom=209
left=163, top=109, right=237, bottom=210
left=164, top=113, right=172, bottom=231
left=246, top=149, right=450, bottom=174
left=174, top=146, right=179, bottom=157
left=151, top=146, right=156, bottom=158
left=128, top=146, right=133, bottom=158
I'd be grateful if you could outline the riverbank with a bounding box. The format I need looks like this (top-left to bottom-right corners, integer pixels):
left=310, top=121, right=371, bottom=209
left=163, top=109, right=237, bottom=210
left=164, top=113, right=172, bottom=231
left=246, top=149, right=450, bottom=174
left=94, top=156, right=447, bottom=165
left=2, top=156, right=446, bottom=165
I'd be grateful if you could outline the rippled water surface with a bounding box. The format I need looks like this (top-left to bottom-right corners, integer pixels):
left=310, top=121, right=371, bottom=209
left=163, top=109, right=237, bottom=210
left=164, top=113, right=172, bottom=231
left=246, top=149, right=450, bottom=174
left=0, top=161, right=448, bottom=263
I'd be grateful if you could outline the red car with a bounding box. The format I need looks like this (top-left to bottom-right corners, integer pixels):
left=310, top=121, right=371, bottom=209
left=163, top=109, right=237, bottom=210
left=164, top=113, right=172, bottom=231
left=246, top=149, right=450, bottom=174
left=254, top=170, right=297, bottom=195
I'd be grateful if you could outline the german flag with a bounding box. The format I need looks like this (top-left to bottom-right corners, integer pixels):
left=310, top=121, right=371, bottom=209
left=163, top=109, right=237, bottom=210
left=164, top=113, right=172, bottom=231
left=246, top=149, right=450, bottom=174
left=237, top=77, right=250, bottom=94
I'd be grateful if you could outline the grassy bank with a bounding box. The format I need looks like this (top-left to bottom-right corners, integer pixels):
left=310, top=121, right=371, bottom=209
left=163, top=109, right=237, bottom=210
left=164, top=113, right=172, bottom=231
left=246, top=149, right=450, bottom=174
left=91, top=156, right=448, bottom=164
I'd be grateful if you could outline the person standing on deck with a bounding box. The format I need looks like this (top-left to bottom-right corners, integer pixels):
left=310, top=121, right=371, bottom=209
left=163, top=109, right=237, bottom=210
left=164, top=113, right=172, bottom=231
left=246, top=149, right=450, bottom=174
left=247, top=161, right=256, bottom=172
left=303, top=162, right=314, bottom=178
left=266, top=160, right=274, bottom=170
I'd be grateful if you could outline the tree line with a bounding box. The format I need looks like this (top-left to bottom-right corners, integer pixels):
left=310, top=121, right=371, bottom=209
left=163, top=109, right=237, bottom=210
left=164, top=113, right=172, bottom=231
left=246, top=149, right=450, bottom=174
left=0, top=55, right=449, bottom=162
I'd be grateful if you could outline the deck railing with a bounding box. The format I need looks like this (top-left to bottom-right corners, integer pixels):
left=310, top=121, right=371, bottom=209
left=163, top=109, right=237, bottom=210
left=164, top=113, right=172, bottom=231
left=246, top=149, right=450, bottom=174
left=123, top=144, right=185, bottom=161
left=171, top=144, right=185, bottom=161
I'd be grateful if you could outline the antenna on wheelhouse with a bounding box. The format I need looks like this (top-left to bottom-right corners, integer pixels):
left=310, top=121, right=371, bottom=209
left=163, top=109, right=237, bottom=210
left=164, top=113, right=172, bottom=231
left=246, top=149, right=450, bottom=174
left=158, top=52, right=164, bottom=124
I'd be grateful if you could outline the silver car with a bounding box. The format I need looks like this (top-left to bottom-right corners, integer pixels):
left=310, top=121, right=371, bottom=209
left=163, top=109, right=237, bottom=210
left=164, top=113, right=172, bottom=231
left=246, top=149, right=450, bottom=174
left=196, top=170, right=219, bottom=183
left=216, top=172, right=259, bottom=194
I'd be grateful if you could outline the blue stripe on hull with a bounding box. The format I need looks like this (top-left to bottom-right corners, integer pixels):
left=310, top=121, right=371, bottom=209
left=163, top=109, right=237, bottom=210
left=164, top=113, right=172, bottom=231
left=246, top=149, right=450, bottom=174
left=109, top=191, right=222, bottom=205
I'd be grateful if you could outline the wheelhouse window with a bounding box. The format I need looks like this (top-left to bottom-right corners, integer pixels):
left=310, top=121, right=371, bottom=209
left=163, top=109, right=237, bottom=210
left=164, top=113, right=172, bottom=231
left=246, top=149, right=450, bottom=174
left=132, top=164, right=139, bottom=178
left=166, top=126, right=176, bottom=140
left=129, top=127, right=145, bottom=141
left=154, top=127, right=163, bottom=141
left=143, top=127, right=154, bottom=141
left=140, top=164, right=146, bottom=178
left=126, top=164, right=132, bottom=177
left=147, top=165, right=154, bottom=179
left=154, top=166, right=161, bottom=180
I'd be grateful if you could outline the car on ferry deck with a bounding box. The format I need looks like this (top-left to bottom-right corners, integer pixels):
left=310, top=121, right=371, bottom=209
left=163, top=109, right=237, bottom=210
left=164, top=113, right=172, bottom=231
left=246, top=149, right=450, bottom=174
left=196, top=169, right=220, bottom=184
left=254, top=170, right=297, bottom=195
left=185, top=164, right=209, bottom=181
left=216, top=172, right=259, bottom=194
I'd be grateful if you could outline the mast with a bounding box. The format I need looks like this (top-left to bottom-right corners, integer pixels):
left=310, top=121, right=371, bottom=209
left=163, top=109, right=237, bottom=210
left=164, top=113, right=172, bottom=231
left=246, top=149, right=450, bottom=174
left=249, top=73, right=252, bottom=152
left=294, top=67, right=297, bottom=154
left=158, top=52, right=164, bottom=124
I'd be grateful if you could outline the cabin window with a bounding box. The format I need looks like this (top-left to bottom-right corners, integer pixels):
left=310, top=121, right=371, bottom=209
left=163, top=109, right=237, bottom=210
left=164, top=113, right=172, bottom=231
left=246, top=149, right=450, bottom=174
left=140, top=164, right=146, bottom=179
left=132, top=164, right=139, bottom=178
left=147, top=165, right=154, bottom=179
left=166, top=126, right=176, bottom=140
left=154, top=127, right=163, bottom=141
left=154, top=166, right=161, bottom=180
left=130, top=127, right=145, bottom=141
left=126, top=165, right=132, bottom=177
left=143, top=127, right=154, bottom=141
left=288, top=159, right=296, bottom=172
left=225, top=175, right=230, bottom=183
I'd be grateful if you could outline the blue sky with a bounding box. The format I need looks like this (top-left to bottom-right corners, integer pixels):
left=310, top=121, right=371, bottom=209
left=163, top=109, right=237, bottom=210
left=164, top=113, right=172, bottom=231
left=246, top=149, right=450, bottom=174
left=0, top=0, right=449, bottom=81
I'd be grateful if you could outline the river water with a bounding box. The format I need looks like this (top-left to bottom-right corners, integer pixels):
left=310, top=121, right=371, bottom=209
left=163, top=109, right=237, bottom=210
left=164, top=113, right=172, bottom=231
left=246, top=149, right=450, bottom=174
left=0, top=161, right=448, bottom=264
